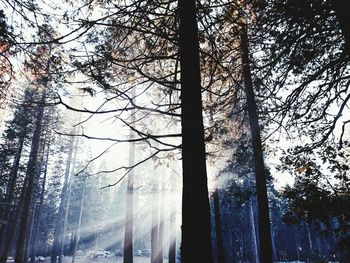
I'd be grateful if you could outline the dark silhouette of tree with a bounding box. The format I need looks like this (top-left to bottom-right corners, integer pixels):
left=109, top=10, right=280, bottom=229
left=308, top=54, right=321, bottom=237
left=178, top=0, right=213, bottom=262
left=240, top=22, right=273, bottom=262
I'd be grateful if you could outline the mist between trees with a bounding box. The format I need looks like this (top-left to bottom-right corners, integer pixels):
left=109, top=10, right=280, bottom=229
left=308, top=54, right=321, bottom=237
left=0, top=1, right=349, bottom=263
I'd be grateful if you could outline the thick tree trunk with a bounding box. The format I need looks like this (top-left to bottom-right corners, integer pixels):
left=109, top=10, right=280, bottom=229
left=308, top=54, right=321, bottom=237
left=213, top=190, right=226, bottom=263
left=168, top=174, right=177, bottom=263
left=151, top=177, right=159, bottom=263
left=14, top=92, right=46, bottom=263
left=178, top=0, right=213, bottom=262
left=123, top=132, right=135, bottom=263
left=240, top=25, right=273, bottom=263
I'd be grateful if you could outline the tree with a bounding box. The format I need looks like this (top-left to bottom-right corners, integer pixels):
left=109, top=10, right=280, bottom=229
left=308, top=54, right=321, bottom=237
left=178, top=0, right=213, bottom=262
left=0, top=88, right=35, bottom=247
left=240, top=20, right=274, bottom=263
left=14, top=88, right=46, bottom=263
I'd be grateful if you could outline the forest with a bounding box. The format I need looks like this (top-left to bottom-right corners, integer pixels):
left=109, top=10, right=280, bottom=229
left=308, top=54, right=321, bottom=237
left=0, top=0, right=349, bottom=263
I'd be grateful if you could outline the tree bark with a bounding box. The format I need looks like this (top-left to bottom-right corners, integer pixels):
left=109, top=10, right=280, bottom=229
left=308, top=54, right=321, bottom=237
left=240, top=25, right=273, bottom=263
left=178, top=0, right=213, bottom=262
left=14, top=92, right=46, bottom=263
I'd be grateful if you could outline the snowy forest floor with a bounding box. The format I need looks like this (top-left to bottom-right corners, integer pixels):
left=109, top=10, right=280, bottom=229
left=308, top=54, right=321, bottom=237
left=6, top=257, right=169, bottom=263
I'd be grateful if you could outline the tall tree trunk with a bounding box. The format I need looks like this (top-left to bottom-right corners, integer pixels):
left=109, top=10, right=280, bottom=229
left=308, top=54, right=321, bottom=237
left=248, top=198, right=259, bottom=263
left=25, top=201, right=37, bottom=262
left=123, top=124, right=135, bottom=263
left=71, top=178, right=86, bottom=263
left=158, top=177, right=165, bottom=263
left=14, top=92, right=46, bottom=263
left=213, top=190, right=226, bottom=263
left=151, top=177, right=159, bottom=263
left=240, top=25, right=273, bottom=263
left=295, top=227, right=300, bottom=261
left=0, top=129, right=26, bottom=246
left=305, top=222, right=313, bottom=259
left=178, top=0, right=213, bottom=262
left=30, top=140, right=51, bottom=263
left=168, top=174, right=177, bottom=263
left=26, top=138, right=47, bottom=263
left=51, top=132, right=76, bottom=263
left=0, top=176, right=28, bottom=263
left=59, top=133, right=79, bottom=263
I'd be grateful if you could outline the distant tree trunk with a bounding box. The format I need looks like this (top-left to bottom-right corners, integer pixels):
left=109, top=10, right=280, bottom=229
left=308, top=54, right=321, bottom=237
left=295, top=227, right=300, bottom=261
left=14, top=92, right=46, bottom=263
left=151, top=174, right=159, bottom=263
left=158, top=177, right=165, bottom=263
left=247, top=198, right=259, bottom=263
left=26, top=197, right=37, bottom=261
left=71, top=178, right=86, bottom=263
left=59, top=134, right=79, bottom=263
left=178, top=0, right=213, bottom=262
left=123, top=129, right=135, bottom=263
left=168, top=174, right=177, bottom=263
left=0, top=175, right=28, bottom=263
left=26, top=138, right=47, bottom=262
left=305, top=222, right=313, bottom=261
left=271, top=228, right=277, bottom=261
left=30, top=140, right=51, bottom=263
left=0, top=129, right=26, bottom=246
left=51, top=133, right=76, bottom=263
left=240, top=24, right=273, bottom=263
left=213, top=190, right=226, bottom=263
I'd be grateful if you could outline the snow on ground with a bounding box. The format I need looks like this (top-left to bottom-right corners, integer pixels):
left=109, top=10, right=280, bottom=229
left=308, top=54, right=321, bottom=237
left=7, top=257, right=168, bottom=263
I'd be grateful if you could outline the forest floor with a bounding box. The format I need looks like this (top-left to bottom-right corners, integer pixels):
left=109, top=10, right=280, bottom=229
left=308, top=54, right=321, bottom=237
left=73, top=256, right=169, bottom=263
left=11, top=256, right=170, bottom=263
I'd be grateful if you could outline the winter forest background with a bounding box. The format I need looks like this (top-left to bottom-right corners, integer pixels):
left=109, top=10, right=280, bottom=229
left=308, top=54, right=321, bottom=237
left=0, top=1, right=349, bottom=263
